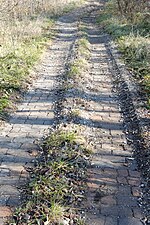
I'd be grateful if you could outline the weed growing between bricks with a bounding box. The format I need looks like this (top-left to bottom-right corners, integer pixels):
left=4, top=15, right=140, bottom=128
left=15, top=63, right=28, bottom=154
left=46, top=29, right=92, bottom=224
left=0, top=0, right=83, bottom=121
left=6, top=17, right=92, bottom=225
left=6, top=130, right=91, bottom=225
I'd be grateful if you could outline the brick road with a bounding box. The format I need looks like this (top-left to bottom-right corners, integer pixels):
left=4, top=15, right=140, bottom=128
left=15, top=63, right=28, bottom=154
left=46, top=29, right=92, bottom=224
left=81, top=11, right=144, bottom=225
left=0, top=14, right=79, bottom=223
left=0, top=1, right=145, bottom=224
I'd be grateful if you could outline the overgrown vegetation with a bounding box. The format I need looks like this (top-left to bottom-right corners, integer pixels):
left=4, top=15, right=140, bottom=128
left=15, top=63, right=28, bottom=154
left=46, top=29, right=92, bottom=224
left=67, top=36, right=90, bottom=79
left=7, top=130, right=90, bottom=225
left=97, top=0, right=150, bottom=108
left=0, top=0, right=82, bottom=118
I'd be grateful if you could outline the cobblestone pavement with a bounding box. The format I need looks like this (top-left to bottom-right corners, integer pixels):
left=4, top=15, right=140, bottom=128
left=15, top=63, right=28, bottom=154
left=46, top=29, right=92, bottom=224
left=0, top=1, right=145, bottom=224
left=80, top=11, right=144, bottom=225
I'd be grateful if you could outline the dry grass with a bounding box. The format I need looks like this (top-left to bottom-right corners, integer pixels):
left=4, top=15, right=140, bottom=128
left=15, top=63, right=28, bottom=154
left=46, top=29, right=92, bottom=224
left=0, top=0, right=83, bottom=116
left=97, top=0, right=150, bottom=108
left=0, top=0, right=82, bottom=57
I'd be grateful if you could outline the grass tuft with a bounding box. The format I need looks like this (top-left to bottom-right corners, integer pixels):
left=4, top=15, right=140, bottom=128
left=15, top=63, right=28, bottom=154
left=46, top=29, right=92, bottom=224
left=7, top=129, right=90, bottom=224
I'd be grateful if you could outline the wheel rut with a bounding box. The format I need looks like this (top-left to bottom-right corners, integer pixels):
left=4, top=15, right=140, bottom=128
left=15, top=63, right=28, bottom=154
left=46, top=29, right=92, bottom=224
left=0, top=0, right=146, bottom=225
left=0, top=5, right=81, bottom=224
left=79, top=13, right=144, bottom=225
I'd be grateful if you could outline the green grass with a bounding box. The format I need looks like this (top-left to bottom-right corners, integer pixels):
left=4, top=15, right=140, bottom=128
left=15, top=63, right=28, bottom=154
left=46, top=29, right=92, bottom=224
left=78, top=38, right=90, bottom=58
left=7, top=130, right=90, bottom=225
left=96, top=1, right=150, bottom=108
left=70, top=109, right=80, bottom=118
left=0, top=0, right=84, bottom=119
left=68, top=59, right=88, bottom=78
left=67, top=37, right=90, bottom=79
left=68, top=62, right=81, bottom=77
left=0, top=19, right=54, bottom=118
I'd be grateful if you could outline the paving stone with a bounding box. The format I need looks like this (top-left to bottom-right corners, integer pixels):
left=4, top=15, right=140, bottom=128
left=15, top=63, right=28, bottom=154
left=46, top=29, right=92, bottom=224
left=0, top=148, right=8, bottom=155
left=87, top=181, right=100, bottom=190
left=100, top=205, right=133, bottom=217
left=103, top=168, right=117, bottom=177
left=116, top=195, right=138, bottom=207
left=12, top=137, right=34, bottom=144
left=95, top=177, right=117, bottom=186
left=0, top=169, right=10, bottom=177
left=1, top=155, right=15, bottom=163
left=127, top=177, right=141, bottom=186
left=129, top=170, right=141, bottom=178
left=86, top=214, right=105, bottom=225
left=92, top=157, right=125, bottom=169
left=118, top=185, right=132, bottom=196
left=0, top=185, right=19, bottom=195
left=105, top=216, right=118, bottom=225
left=117, top=177, right=128, bottom=185
left=20, top=143, right=40, bottom=150
left=111, top=149, right=131, bottom=157
left=110, top=130, right=123, bottom=136
left=101, top=195, right=116, bottom=205
left=0, top=218, right=5, bottom=225
left=118, top=169, right=128, bottom=177
left=118, top=217, right=143, bottom=225
left=1, top=142, right=22, bottom=150
left=0, top=195, right=9, bottom=206
left=90, top=114, right=103, bottom=121
left=0, top=5, right=144, bottom=225
left=0, top=206, right=12, bottom=217
left=7, top=195, right=21, bottom=207
left=132, top=208, right=144, bottom=219
left=132, top=187, right=141, bottom=197
left=0, top=163, right=25, bottom=174
left=0, top=177, right=19, bottom=186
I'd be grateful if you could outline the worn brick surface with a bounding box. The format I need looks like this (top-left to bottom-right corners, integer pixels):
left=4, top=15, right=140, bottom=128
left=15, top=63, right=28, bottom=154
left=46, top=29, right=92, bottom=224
left=0, top=5, right=78, bottom=224
left=105, top=217, right=118, bottom=225
left=82, top=8, right=144, bottom=225
left=119, top=217, right=143, bottom=225
left=0, top=206, right=12, bottom=217
left=132, top=187, right=141, bottom=197
left=0, top=1, right=144, bottom=225
left=0, top=218, right=5, bottom=225
left=128, top=177, right=141, bottom=186
left=101, top=195, right=116, bottom=205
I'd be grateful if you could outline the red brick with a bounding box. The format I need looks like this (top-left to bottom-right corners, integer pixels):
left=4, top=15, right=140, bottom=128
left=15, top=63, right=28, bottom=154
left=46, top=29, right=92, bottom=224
left=118, top=169, right=128, bottom=177
left=99, top=177, right=117, bottom=184
left=129, top=170, right=141, bottom=178
left=128, top=177, right=141, bottom=186
left=132, top=187, right=141, bottom=197
left=133, top=208, right=143, bottom=219
left=0, top=207, right=12, bottom=217
left=117, top=176, right=128, bottom=185
left=87, top=181, right=99, bottom=190
left=104, top=168, right=117, bottom=177
left=101, top=195, right=116, bottom=205
left=90, top=114, right=103, bottom=121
